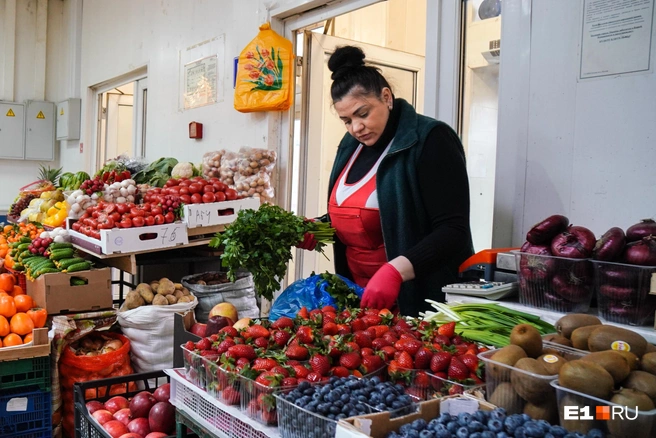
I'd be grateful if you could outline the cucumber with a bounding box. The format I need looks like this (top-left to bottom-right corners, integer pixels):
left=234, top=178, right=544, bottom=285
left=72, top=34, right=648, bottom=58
left=57, top=258, right=86, bottom=269
left=70, top=277, right=89, bottom=286
left=17, top=243, right=30, bottom=251
left=50, top=242, right=74, bottom=250
left=65, top=262, right=92, bottom=273
left=33, top=267, right=60, bottom=278
left=49, top=248, right=75, bottom=261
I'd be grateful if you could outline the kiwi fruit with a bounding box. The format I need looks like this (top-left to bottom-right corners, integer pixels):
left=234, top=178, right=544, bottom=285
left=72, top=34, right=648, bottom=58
left=510, top=358, right=553, bottom=403
left=489, top=382, right=525, bottom=414
left=510, top=324, right=543, bottom=358
left=559, top=393, right=600, bottom=435
left=580, top=351, right=631, bottom=384
left=588, top=325, right=648, bottom=357
left=537, top=353, right=567, bottom=375
left=555, top=314, right=602, bottom=339
left=641, top=351, right=656, bottom=374
left=646, top=343, right=656, bottom=353
left=487, top=345, right=527, bottom=381
left=622, top=370, right=656, bottom=402
left=607, top=388, right=655, bottom=438
left=559, top=360, right=614, bottom=400
left=542, top=333, right=573, bottom=347
left=570, top=325, right=602, bottom=350
left=616, top=350, right=640, bottom=371
left=524, top=398, right=558, bottom=423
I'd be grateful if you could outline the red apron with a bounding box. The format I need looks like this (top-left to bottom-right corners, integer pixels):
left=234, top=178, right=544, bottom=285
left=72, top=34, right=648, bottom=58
left=328, top=144, right=390, bottom=287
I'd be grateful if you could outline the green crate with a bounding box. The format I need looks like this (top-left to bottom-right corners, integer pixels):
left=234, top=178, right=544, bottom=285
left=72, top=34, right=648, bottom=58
left=0, top=356, right=50, bottom=393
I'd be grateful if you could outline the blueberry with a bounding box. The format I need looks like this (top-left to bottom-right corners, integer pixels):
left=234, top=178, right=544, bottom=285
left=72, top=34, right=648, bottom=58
left=563, top=434, right=586, bottom=438
left=434, top=425, right=453, bottom=438
left=514, top=426, right=527, bottom=438
left=480, top=432, right=495, bottom=438
left=487, top=419, right=503, bottom=433
left=520, top=414, right=531, bottom=424
left=420, top=430, right=436, bottom=438
left=371, top=376, right=381, bottom=384
left=473, top=410, right=489, bottom=423
left=586, top=430, right=604, bottom=438
left=503, top=415, right=522, bottom=434
left=447, top=421, right=460, bottom=433
left=495, top=433, right=510, bottom=438
left=458, top=412, right=473, bottom=426
left=337, top=413, right=347, bottom=420
left=468, top=421, right=484, bottom=433
left=438, top=413, right=453, bottom=424
left=469, top=433, right=482, bottom=438
left=330, top=405, right=340, bottom=414
left=387, top=433, right=401, bottom=438
left=412, top=419, right=428, bottom=431
left=400, top=423, right=414, bottom=434
left=545, top=434, right=555, bottom=438
left=536, top=420, right=551, bottom=433
left=407, top=431, right=420, bottom=438
left=490, top=408, right=507, bottom=421
left=456, top=426, right=470, bottom=438
left=523, top=421, right=545, bottom=438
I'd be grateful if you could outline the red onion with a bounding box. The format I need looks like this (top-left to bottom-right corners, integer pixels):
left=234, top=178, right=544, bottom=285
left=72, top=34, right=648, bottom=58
left=551, top=225, right=596, bottom=259
left=519, top=243, right=556, bottom=281
left=604, top=301, right=636, bottom=318
left=598, top=284, right=637, bottom=301
left=599, top=266, right=638, bottom=285
left=592, top=227, right=626, bottom=261
left=626, top=219, right=656, bottom=242
left=552, top=272, right=591, bottom=303
left=526, top=215, right=569, bottom=244
left=623, top=236, right=656, bottom=266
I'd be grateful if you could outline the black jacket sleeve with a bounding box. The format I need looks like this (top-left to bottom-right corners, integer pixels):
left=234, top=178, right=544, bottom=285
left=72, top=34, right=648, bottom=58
left=403, top=124, right=472, bottom=278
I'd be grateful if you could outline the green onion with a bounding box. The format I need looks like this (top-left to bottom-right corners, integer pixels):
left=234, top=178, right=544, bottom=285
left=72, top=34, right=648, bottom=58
left=421, top=301, right=555, bottom=347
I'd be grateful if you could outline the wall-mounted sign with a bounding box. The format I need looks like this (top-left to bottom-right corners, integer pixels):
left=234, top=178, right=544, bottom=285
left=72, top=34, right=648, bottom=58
left=580, top=0, right=654, bottom=80
left=184, top=55, right=218, bottom=109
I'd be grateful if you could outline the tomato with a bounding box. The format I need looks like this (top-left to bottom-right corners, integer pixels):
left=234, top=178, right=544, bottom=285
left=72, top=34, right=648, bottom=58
left=72, top=221, right=81, bottom=231
left=132, top=216, right=145, bottom=227
left=0, top=273, right=16, bottom=293
left=119, top=217, right=132, bottom=228
left=150, top=206, right=162, bottom=216
left=179, top=186, right=190, bottom=195
left=86, top=219, right=99, bottom=229
left=144, top=216, right=156, bottom=226
left=191, top=176, right=206, bottom=183
left=0, top=295, right=16, bottom=318
left=168, top=186, right=181, bottom=195
left=164, top=212, right=175, bottom=223
left=225, top=188, right=238, bottom=200
left=203, top=185, right=215, bottom=193
left=10, top=312, right=34, bottom=336
left=154, top=214, right=166, bottom=225
left=13, top=295, right=32, bottom=313
left=191, top=193, right=203, bottom=204
left=179, top=195, right=192, bottom=204
left=116, top=203, right=129, bottom=214
left=188, top=183, right=203, bottom=194
left=178, top=180, right=191, bottom=187
left=214, top=182, right=228, bottom=192
left=104, top=203, right=117, bottom=214
left=27, top=308, right=47, bottom=329
left=91, top=210, right=100, bottom=219
left=141, top=203, right=152, bottom=212
left=209, top=177, right=220, bottom=183
left=215, top=191, right=227, bottom=202
left=90, top=230, right=101, bottom=240
left=202, top=192, right=216, bottom=203
left=97, top=214, right=115, bottom=230
left=165, top=179, right=179, bottom=187
left=109, top=212, right=121, bottom=222
left=130, top=208, right=145, bottom=217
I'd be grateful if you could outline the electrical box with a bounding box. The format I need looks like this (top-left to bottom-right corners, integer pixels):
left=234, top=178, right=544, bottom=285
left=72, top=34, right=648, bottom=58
left=0, top=102, right=25, bottom=160
left=25, top=100, right=55, bottom=161
left=56, top=98, right=81, bottom=140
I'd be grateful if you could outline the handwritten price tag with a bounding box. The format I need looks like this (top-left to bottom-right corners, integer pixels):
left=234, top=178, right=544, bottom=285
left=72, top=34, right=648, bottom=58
left=160, top=226, right=180, bottom=244
left=194, top=209, right=213, bottom=226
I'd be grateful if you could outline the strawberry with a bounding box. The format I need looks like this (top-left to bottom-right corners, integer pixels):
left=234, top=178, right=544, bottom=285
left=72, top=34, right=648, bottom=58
left=448, top=384, right=464, bottom=395
left=345, top=341, right=361, bottom=352
left=200, top=350, right=220, bottom=361
left=460, top=354, right=481, bottom=373
left=309, top=354, right=331, bottom=376
left=255, top=371, right=283, bottom=387
left=321, top=305, right=336, bottom=314
left=394, top=339, right=423, bottom=356
left=236, top=357, right=251, bottom=368
left=271, top=365, right=289, bottom=377
left=285, top=345, right=309, bottom=361
left=470, top=373, right=485, bottom=385
left=254, top=337, right=269, bottom=348
left=430, top=352, right=452, bottom=373
left=360, top=347, right=375, bottom=357
left=327, top=337, right=346, bottom=358
left=453, top=344, right=468, bottom=356
left=195, top=338, right=212, bottom=351
left=209, top=334, right=220, bottom=343
left=221, top=386, right=240, bottom=405
left=261, top=408, right=277, bottom=425
left=331, top=366, right=351, bottom=378
left=371, top=338, right=392, bottom=350
left=362, top=314, right=382, bottom=327
left=247, top=399, right=260, bottom=416
left=405, top=386, right=426, bottom=400
left=291, top=364, right=310, bottom=378
left=227, top=344, right=256, bottom=360
left=184, top=340, right=196, bottom=351
left=296, top=326, right=314, bottom=344
left=306, top=372, right=322, bottom=382
left=271, top=316, right=294, bottom=330
left=322, top=322, right=338, bottom=336
left=273, top=330, right=292, bottom=347
left=282, top=377, right=298, bottom=387
left=397, top=351, right=414, bottom=369
left=393, top=319, right=412, bottom=332
left=413, top=371, right=431, bottom=389
left=437, top=322, right=456, bottom=338
left=309, top=308, right=322, bottom=319
left=368, top=325, right=390, bottom=338
left=447, top=356, right=470, bottom=380
left=379, top=346, right=397, bottom=361
left=350, top=318, right=368, bottom=332
left=217, top=338, right=236, bottom=354
left=414, top=347, right=434, bottom=370
left=339, top=352, right=362, bottom=370
left=322, top=312, right=337, bottom=323
left=432, top=334, right=451, bottom=346
left=399, top=332, right=418, bottom=340
left=361, top=355, right=383, bottom=373
left=252, top=358, right=278, bottom=371
left=218, top=326, right=238, bottom=337
left=244, top=324, right=270, bottom=340
left=382, top=332, right=399, bottom=344
left=452, top=335, right=464, bottom=345
left=336, top=324, right=352, bottom=335
left=297, top=307, right=310, bottom=320
left=353, top=330, right=373, bottom=348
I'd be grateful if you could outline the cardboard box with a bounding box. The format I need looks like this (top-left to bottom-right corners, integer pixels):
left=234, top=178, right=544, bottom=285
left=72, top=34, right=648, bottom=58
left=0, top=328, right=50, bottom=361
left=181, top=198, right=260, bottom=228
left=68, top=218, right=188, bottom=254
left=173, top=311, right=201, bottom=368
left=27, top=268, right=112, bottom=314
left=337, top=396, right=495, bottom=438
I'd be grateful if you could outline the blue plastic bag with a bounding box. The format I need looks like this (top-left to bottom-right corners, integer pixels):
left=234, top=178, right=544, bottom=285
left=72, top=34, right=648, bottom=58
left=269, top=274, right=364, bottom=321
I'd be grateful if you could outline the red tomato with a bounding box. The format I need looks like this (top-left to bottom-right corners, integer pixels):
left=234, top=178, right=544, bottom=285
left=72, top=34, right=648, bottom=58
left=104, top=203, right=117, bottom=214
left=191, top=176, right=206, bottom=183
left=190, top=193, right=202, bottom=204
left=214, top=191, right=226, bottom=202
left=92, top=210, right=100, bottom=219
left=188, top=183, right=203, bottom=194
left=141, top=203, right=151, bottom=212
left=179, top=186, right=190, bottom=195
left=154, top=214, right=166, bottom=225
left=178, top=180, right=191, bottom=187
left=72, top=222, right=81, bottom=231
left=116, top=203, right=129, bottom=214
left=130, top=208, right=145, bottom=217
left=96, top=214, right=115, bottom=230
left=144, top=216, right=156, bottom=226
left=90, top=230, right=101, bottom=239
left=165, top=179, right=179, bottom=186
left=202, top=192, right=216, bottom=203
left=164, top=212, right=175, bottom=223
left=225, top=188, right=238, bottom=200
left=119, top=217, right=132, bottom=228
left=151, top=206, right=163, bottom=216
left=179, top=195, right=192, bottom=204
left=109, top=212, right=121, bottom=222
left=209, top=177, right=220, bottom=183
left=132, top=216, right=145, bottom=227
left=203, top=185, right=215, bottom=193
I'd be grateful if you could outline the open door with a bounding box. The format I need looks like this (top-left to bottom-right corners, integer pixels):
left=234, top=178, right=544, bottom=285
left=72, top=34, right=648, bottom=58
left=295, top=32, right=425, bottom=280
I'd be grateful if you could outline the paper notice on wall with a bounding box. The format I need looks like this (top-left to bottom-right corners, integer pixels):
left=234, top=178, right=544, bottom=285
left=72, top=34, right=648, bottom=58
left=580, top=0, right=654, bottom=79
left=184, top=55, right=218, bottom=109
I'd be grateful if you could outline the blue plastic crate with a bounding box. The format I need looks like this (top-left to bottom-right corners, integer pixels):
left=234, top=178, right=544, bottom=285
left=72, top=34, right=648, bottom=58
left=5, top=427, right=51, bottom=438
left=0, top=387, right=51, bottom=436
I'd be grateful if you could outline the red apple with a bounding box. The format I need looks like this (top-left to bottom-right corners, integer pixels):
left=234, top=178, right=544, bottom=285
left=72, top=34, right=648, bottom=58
left=145, top=433, right=168, bottom=438
left=209, top=302, right=238, bottom=323
left=113, top=408, right=132, bottom=426
left=148, top=401, right=175, bottom=433
left=189, top=322, right=207, bottom=337
left=129, top=392, right=157, bottom=418
left=152, top=383, right=170, bottom=403
left=128, top=417, right=151, bottom=436
left=92, top=409, right=114, bottom=425
left=118, top=434, right=143, bottom=438
left=105, top=396, right=130, bottom=414
left=86, top=400, right=105, bottom=414
left=103, top=419, right=129, bottom=438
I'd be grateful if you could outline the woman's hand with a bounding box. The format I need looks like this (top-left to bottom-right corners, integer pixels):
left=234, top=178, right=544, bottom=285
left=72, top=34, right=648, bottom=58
left=296, top=232, right=318, bottom=251
left=361, top=257, right=415, bottom=310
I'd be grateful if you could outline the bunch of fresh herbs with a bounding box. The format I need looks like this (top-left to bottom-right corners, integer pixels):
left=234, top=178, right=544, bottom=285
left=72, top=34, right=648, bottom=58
left=316, top=271, right=360, bottom=310
left=209, top=204, right=335, bottom=301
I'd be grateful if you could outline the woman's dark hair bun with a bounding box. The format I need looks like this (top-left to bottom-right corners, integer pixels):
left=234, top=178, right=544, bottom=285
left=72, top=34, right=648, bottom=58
left=328, top=46, right=366, bottom=80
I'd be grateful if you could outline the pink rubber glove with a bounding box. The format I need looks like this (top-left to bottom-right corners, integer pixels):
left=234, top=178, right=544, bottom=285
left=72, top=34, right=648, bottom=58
left=296, top=232, right=318, bottom=250
left=361, top=263, right=403, bottom=310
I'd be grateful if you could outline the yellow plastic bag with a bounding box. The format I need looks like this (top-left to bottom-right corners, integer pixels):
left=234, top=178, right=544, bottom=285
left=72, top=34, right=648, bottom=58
left=234, top=23, right=293, bottom=112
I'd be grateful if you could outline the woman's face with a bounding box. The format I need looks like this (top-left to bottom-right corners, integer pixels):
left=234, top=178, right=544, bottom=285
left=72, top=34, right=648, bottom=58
left=334, top=87, right=393, bottom=146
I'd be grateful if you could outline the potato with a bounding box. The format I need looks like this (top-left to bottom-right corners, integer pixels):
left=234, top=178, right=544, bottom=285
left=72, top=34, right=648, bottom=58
left=182, top=288, right=191, bottom=296
left=157, top=278, right=175, bottom=296
left=166, top=294, right=178, bottom=304
left=178, top=295, right=193, bottom=303
left=174, top=283, right=184, bottom=290
left=124, top=290, right=145, bottom=310
left=174, top=290, right=184, bottom=299
left=136, top=283, right=154, bottom=304
left=150, top=281, right=159, bottom=292
left=152, top=294, right=169, bottom=306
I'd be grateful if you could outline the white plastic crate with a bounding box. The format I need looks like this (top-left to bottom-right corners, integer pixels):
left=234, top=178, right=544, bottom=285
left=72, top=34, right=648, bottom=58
left=182, top=198, right=260, bottom=228
left=165, top=368, right=279, bottom=438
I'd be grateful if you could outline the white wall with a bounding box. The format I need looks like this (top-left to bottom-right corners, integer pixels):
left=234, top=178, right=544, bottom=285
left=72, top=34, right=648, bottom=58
left=494, top=0, right=656, bottom=247
left=66, top=0, right=276, bottom=179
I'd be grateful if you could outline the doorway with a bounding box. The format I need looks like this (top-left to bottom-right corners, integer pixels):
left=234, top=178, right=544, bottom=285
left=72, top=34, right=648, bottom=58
left=286, top=1, right=427, bottom=283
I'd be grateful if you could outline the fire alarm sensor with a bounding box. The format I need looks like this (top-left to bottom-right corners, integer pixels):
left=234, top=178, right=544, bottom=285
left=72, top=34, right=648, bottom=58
left=189, top=121, right=203, bottom=139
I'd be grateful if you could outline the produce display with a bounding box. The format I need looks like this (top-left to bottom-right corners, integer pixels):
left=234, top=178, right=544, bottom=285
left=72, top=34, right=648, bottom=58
left=122, top=278, right=195, bottom=310
left=0, top=272, right=47, bottom=348
left=6, top=238, right=89, bottom=279
left=58, top=171, right=92, bottom=191
left=145, top=176, right=239, bottom=205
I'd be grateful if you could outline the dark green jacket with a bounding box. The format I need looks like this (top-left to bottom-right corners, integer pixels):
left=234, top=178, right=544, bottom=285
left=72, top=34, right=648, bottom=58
left=326, top=99, right=473, bottom=316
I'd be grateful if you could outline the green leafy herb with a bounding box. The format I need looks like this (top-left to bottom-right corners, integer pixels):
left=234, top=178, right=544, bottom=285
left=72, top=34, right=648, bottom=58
left=316, top=271, right=360, bottom=310
left=209, top=204, right=335, bottom=301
